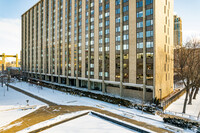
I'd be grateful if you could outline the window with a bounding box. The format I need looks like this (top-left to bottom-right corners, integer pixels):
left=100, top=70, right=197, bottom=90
left=123, top=25, right=129, bottom=31
left=123, top=44, right=129, bottom=50
left=90, top=25, right=94, bottom=29
left=99, top=72, right=102, bottom=76
left=146, top=53, right=153, bottom=58
left=137, top=42, right=143, bottom=48
left=116, top=17, right=120, bottom=23
left=99, top=31, right=102, bottom=35
left=90, top=64, right=94, bottom=68
left=146, top=42, right=154, bottom=48
left=116, top=45, right=120, bottom=50
left=116, top=27, right=120, bottom=32
left=137, top=32, right=143, bottom=38
left=105, top=72, right=109, bottom=77
left=137, top=1, right=143, bottom=8
left=137, top=11, right=143, bottom=18
left=105, top=29, right=109, bottom=34
left=91, top=17, right=94, bottom=22
left=99, top=6, right=102, bottom=11
left=105, top=38, right=109, bottom=43
left=116, top=36, right=120, bottom=41
left=146, top=0, right=153, bottom=5
left=90, top=10, right=94, bottom=15
left=116, top=8, right=120, bottom=14
left=137, top=53, right=143, bottom=59
left=105, top=12, right=109, bottom=17
left=99, top=14, right=102, bottom=19
left=106, top=20, right=109, bottom=26
left=146, top=31, right=153, bottom=37
left=99, top=47, right=102, bottom=51
left=99, top=39, right=102, bottom=43
left=99, top=22, right=103, bottom=27
left=146, top=20, right=153, bottom=26
left=123, top=35, right=129, bottom=40
left=90, top=71, right=94, bottom=76
left=123, top=0, right=128, bottom=2
left=105, top=46, right=109, bottom=51
left=123, top=15, right=128, bottom=21
left=123, top=5, right=128, bottom=12
left=137, top=21, right=143, bottom=28
left=91, top=33, right=94, bottom=37
left=116, top=0, right=120, bottom=5
left=106, top=4, right=109, bottom=10
left=91, top=2, right=94, bottom=7
left=146, top=9, right=153, bottom=16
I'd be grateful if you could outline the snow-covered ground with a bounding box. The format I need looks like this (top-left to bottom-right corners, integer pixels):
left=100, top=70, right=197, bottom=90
left=9, top=81, right=188, bottom=133
left=0, top=84, right=45, bottom=128
left=17, top=110, right=90, bottom=133
left=40, top=114, right=136, bottom=133
left=10, top=82, right=161, bottom=120
left=166, top=91, right=200, bottom=119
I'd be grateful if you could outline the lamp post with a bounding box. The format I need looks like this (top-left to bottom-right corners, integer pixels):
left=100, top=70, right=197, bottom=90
left=51, top=85, right=54, bottom=93
left=159, top=88, right=162, bottom=106
left=6, top=79, right=8, bottom=91
left=1, top=76, right=3, bottom=87
left=40, top=80, right=43, bottom=89
left=4, top=84, right=5, bottom=96
left=28, top=79, right=30, bottom=86
left=20, top=77, right=22, bottom=86
left=37, top=81, right=40, bottom=93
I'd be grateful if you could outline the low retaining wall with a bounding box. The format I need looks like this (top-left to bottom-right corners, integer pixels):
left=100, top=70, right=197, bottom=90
left=162, top=88, right=186, bottom=110
left=91, top=112, right=151, bottom=133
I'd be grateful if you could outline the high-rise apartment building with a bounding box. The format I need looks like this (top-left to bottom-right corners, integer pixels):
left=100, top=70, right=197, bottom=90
left=21, top=0, right=174, bottom=101
left=174, top=15, right=182, bottom=48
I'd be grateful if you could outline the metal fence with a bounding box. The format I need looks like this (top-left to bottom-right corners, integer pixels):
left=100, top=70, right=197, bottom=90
left=164, top=110, right=200, bottom=121
left=162, top=88, right=186, bottom=110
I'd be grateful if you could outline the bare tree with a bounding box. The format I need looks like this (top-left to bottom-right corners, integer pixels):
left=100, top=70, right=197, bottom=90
left=174, top=39, right=200, bottom=113
left=188, top=53, right=200, bottom=104
left=192, top=54, right=200, bottom=100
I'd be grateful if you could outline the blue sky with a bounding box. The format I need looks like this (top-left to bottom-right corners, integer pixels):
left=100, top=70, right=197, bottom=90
left=0, top=0, right=200, bottom=60
left=0, top=0, right=39, bottom=18
left=174, top=0, right=200, bottom=41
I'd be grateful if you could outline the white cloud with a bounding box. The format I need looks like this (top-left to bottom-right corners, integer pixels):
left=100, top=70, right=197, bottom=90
left=0, top=18, right=21, bottom=61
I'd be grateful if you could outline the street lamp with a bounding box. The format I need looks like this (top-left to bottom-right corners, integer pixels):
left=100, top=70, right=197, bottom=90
left=37, top=81, right=40, bottom=93
left=28, top=79, right=30, bottom=86
left=20, top=78, right=23, bottom=86
left=6, top=79, right=9, bottom=91
left=159, top=88, right=162, bottom=106
left=51, top=85, right=54, bottom=93
left=1, top=76, right=3, bottom=87
left=37, top=81, right=40, bottom=86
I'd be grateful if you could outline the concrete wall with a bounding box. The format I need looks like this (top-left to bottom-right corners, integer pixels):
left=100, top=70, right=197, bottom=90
left=107, top=86, right=153, bottom=101
left=154, top=0, right=174, bottom=99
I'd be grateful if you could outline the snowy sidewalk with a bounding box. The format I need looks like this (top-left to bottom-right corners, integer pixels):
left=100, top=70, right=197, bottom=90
left=6, top=81, right=195, bottom=133
left=8, top=84, right=57, bottom=105
left=0, top=85, right=45, bottom=128
left=166, top=90, right=200, bottom=119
